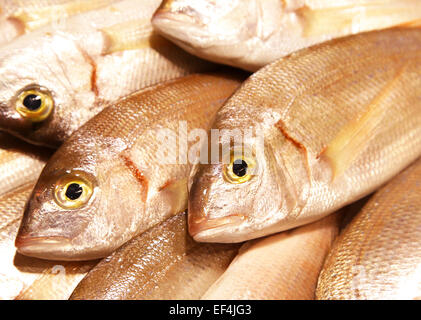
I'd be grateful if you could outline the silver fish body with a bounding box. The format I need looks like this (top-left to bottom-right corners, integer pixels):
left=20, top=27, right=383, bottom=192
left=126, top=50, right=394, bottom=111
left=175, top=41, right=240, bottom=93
left=202, top=214, right=339, bottom=300
left=317, top=157, right=421, bottom=300
left=15, top=72, right=244, bottom=261
left=188, top=28, right=421, bottom=243
left=152, top=0, right=421, bottom=71
left=0, top=0, right=215, bottom=147
left=70, top=212, right=240, bottom=300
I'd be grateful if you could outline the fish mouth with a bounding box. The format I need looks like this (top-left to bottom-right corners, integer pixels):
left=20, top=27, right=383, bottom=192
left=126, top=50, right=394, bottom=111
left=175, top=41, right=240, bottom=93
left=188, top=213, right=246, bottom=243
left=152, top=10, right=211, bottom=47
left=153, top=0, right=206, bottom=27
left=15, top=235, right=72, bottom=260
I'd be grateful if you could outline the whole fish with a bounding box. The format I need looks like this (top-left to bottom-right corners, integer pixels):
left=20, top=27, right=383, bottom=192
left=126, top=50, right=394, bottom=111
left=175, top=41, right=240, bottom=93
left=316, top=158, right=421, bottom=300
left=0, top=0, right=215, bottom=148
left=70, top=212, right=239, bottom=300
left=0, top=0, right=116, bottom=46
left=0, top=132, right=51, bottom=196
left=188, top=28, right=421, bottom=243
left=202, top=214, right=339, bottom=300
left=152, top=0, right=421, bottom=71
left=0, top=183, right=97, bottom=300
left=15, top=72, right=244, bottom=261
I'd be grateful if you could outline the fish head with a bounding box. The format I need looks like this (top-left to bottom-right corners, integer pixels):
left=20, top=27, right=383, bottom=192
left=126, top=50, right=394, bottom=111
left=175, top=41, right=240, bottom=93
left=152, top=0, right=264, bottom=69
left=15, top=134, right=147, bottom=260
left=188, top=94, right=313, bottom=243
left=0, top=31, right=101, bottom=147
left=188, top=118, right=302, bottom=243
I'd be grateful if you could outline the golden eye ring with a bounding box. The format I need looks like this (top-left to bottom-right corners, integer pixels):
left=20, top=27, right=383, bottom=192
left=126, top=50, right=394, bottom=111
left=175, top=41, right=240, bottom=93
left=15, top=86, right=54, bottom=122
left=54, top=174, right=93, bottom=209
left=223, top=150, right=256, bottom=184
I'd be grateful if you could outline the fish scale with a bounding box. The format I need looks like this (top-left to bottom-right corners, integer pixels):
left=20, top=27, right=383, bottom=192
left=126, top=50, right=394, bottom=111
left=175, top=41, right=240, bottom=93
left=70, top=212, right=240, bottom=300
left=201, top=213, right=340, bottom=300
left=0, top=0, right=215, bottom=147
left=316, top=157, right=421, bottom=300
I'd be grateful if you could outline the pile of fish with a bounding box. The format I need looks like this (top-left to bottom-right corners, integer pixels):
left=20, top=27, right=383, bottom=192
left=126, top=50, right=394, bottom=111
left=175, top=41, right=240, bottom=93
left=0, top=0, right=420, bottom=300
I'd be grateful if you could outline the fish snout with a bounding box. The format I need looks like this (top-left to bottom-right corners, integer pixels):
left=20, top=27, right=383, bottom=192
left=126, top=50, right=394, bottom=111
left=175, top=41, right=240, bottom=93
left=15, top=233, right=71, bottom=259
left=0, top=102, right=60, bottom=147
left=0, top=102, right=37, bottom=141
left=152, top=0, right=207, bottom=35
left=188, top=208, right=246, bottom=243
left=153, top=9, right=200, bottom=25
left=188, top=169, right=247, bottom=242
left=15, top=202, right=73, bottom=259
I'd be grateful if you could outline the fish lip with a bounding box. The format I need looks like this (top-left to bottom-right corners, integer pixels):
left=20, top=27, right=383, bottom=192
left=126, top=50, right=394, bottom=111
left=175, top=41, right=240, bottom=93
left=153, top=8, right=205, bottom=27
left=15, top=235, right=71, bottom=257
left=188, top=214, right=246, bottom=242
left=152, top=11, right=209, bottom=43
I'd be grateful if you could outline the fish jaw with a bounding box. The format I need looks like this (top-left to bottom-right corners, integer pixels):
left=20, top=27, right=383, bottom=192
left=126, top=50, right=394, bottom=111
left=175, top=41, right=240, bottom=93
left=15, top=235, right=73, bottom=260
left=0, top=111, right=60, bottom=148
left=0, top=103, right=33, bottom=143
left=152, top=10, right=211, bottom=50
left=187, top=166, right=257, bottom=243
left=152, top=1, right=246, bottom=56
left=188, top=213, right=248, bottom=243
left=15, top=234, right=111, bottom=261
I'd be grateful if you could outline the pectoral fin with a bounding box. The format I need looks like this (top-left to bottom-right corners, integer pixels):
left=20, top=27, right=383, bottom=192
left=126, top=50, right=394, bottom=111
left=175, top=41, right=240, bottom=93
left=399, top=19, right=421, bottom=27
left=298, top=0, right=421, bottom=37
left=12, top=0, right=114, bottom=31
left=101, top=20, right=170, bottom=54
left=159, top=178, right=188, bottom=215
left=319, top=64, right=407, bottom=180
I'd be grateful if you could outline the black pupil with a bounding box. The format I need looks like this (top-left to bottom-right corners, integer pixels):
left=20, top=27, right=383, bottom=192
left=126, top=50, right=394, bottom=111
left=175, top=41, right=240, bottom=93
left=23, top=94, right=42, bottom=111
left=65, top=183, right=83, bottom=200
left=233, top=159, right=248, bottom=177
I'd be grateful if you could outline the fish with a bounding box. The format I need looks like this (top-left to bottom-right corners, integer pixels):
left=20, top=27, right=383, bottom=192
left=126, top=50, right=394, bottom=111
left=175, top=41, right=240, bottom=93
left=70, top=212, right=240, bottom=300
left=15, top=71, right=245, bottom=261
left=0, top=0, right=116, bottom=46
left=0, top=182, right=97, bottom=300
left=188, top=28, right=421, bottom=243
left=316, top=157, right=421, bottom=300
left=0, top=132, right=51, bottom=196
left=0, top=0, right=215, bottom=148
left=152, top=0, right=421, bottom=71
left=202, top=213, right=339, bottom=300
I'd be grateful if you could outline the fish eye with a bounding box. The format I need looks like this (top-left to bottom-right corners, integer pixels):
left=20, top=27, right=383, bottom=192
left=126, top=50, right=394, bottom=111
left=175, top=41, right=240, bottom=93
left=54, top=174, right=93, bottom=209
left=15, top=86, right=54, bottom=122
left=223, top=150, right=256, bottom=184
left=65, top=183, right=83, bottom=200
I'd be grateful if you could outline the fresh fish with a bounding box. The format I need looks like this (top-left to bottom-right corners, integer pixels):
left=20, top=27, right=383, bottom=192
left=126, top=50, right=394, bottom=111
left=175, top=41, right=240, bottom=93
left=202, top=214, right=339, bottom=300
left=15, top=72, right=245, bottom=261
left=188, top=28, right=421, bottom=243
left=70, top=212, right=239, bottom=300
left=152, top=0, right=421, bottom=71
left=0, top=183, right=97, bottom=300
left=0, top=0, right=215, bottom=148
left=0, top=132, right=51, bottom=196
left=0, top=0, right=116, bottom=46
left=316, top=157, right=421, bottom=300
